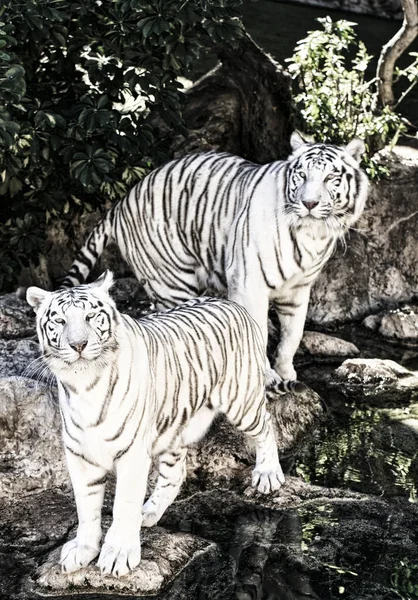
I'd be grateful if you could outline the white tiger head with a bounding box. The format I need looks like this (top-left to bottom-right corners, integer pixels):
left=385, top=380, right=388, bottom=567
left=284, top=131, right=369, bottom=234
left=27, top=271, right=119, bottom=375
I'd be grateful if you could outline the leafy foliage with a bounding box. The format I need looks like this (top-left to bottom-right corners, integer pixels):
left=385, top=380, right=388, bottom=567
left=0, top=0, right=244, bottom=290
left=286, top=17, right=407, bottom=179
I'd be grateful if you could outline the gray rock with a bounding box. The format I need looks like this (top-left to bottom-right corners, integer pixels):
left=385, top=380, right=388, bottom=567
left=299, top=330, right=359, bottom=358
left=309, top=148, right=418, bottom=325
left=3, top=484, right=418, bottom=600
left=0, top=489, right=75, bottom=552
left=0, top=293, right=36, bottom=339
left=0, top=377, right=67, bottom=499
left=331, top=358, right=418, bottom=404
left=362, top=305, right=418, bottom=341
left=335, top=358, right=413, bottom=385
left=33, top=521, right=225, bottom=597
left=159, top=488, right=418, bottom=600
left=379, top=306, right=418, bottom=340
left=0, top=338, right=42, bottom=379
left=362, top=313, right=381, bottom=331
left=0, top=488, right=235, bottom=600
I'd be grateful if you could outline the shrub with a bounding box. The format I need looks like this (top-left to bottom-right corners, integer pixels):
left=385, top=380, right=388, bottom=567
left=0, top=0, right=244, bottom=291
left=286, top=17, right=407, bottom=179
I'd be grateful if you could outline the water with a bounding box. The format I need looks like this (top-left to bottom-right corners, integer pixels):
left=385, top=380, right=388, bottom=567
left=292, top=394, right=418, bottom=502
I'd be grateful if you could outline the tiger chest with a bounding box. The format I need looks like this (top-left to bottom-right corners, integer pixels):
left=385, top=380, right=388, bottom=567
left=79, top=426, right=115, bottom=471
left=59, top=391, right=140, bottom=471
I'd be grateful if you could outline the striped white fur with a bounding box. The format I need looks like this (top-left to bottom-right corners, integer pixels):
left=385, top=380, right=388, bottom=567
left=61, top=132, right=369, bottom=382
left=27, top=271, right=285, bottom=577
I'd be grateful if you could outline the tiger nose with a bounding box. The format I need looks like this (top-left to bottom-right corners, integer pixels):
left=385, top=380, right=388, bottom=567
left=70, top=341, right=87, bottom=354
left=302, top=200, right=319, bottom=211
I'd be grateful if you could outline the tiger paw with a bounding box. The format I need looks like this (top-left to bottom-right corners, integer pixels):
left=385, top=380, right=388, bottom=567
left=97, top=541, right=141, bottom=577
left=60, top=538, right=99, bottom=573
left=141, top=510, right=160, bottom=528
left=142, top=499, right=164, bottom=527
left=252, top=466, right=285, bottom=494
left=265, top=367, right=283, bottom=389
left=273, top=359, right=297, bottom=382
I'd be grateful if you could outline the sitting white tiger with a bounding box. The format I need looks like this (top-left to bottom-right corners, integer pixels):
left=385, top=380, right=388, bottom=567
left=27, top=271, right=290, bottom=578
left=61, top=132, right=369, bottom=383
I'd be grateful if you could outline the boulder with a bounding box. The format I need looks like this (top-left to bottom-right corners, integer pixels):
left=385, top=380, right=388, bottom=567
left=33, top=520, right=232, bottom=599
left=335, top=358, right=412, bottom=386
left=362, top=313, right=382, bottom=332
left=169, top=33, right=293, bottom=163
left=159, top=489, right=418, bottom=600
left=0, top=377, right=67, bottom=499
left=8, top=481, right=414, bottom=600
left=309, top=148, right=418, bottom=325
left=0, top=293, right=36, bottom=340
left=109, top=277, right=153, bottom=319
left=363, top=305, right=418, bottom=341
left=0, top=339, right=41, bottom=379
left=331, top=358, right=418, bottom=403
left=299, top=331, right=360, bottom=358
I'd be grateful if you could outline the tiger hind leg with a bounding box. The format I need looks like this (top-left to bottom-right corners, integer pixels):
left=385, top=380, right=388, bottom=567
left=142, top=406, right=216, bottom=527
left=226, top=394, right=284, bottom=494
left=142, top=446, right=187, bottom=527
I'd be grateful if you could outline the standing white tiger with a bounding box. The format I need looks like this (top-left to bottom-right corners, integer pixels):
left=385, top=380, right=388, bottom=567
left=27, top=271, right=289, bottom=578
left=61, top=132, right=369, bottom=381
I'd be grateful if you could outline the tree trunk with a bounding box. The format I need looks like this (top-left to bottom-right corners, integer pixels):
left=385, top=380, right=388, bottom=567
left=377, top=0, right=418, bottom=107
left=169, top=33, right=294, bottom=163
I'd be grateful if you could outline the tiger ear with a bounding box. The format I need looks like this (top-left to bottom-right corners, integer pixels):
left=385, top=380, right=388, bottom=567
left=26, top=286, right=50, bottom=312
left=290, top=131, right=314, bottom=152
left=89, top=270, right=114, bottom=294
left=345, top=139, right=365, bottom=164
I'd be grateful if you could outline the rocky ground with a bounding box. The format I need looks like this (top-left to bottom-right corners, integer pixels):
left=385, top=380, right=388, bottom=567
left=1, top=278, right=418, bottom=599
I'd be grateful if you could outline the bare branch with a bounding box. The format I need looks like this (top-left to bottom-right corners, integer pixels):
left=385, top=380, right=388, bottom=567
left=377, top=0, right=418, bottom=107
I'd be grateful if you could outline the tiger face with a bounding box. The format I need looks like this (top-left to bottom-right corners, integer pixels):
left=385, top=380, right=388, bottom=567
left=27, top=271, right=118, bottom=373
left=284, top=132, right=368, bottom=234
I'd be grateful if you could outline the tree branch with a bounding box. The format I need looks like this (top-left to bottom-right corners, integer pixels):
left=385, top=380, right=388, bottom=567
left=376, top=0, right=418, bottom=107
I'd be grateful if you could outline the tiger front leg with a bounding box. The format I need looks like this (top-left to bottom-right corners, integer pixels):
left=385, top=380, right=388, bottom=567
left=273, top=288, right=311, bottom=381
left=227, top=284, right=279, bottom=386
left=97, top=447, right=151, bottom=578
left=225, top=392, right=284, bottom=494
left=60, top=452, right=106, bottom=573
left=251, top=409, right=285, bottom=494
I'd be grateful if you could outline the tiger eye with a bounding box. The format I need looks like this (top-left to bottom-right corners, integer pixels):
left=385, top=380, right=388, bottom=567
left=325, top=172, right=339, bottom=182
